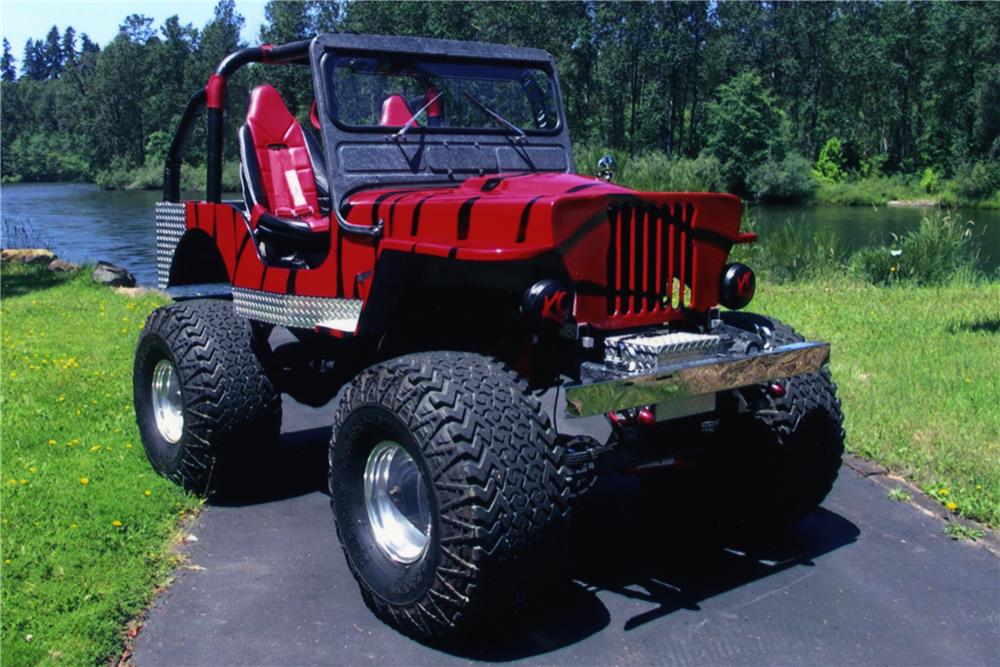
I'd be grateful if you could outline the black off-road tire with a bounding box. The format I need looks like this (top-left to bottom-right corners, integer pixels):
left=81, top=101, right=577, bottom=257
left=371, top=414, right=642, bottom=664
left=328, top=351, right=571, bottom=642
left=712, top=312, right=846, bottom=532
left=133, top=298, right=281, bottom=494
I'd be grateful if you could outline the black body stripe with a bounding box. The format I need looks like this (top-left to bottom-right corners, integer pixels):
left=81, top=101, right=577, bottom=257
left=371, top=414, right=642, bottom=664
left=456, top=196, right=480, bottom=240
left=516, top=196, right=543, bottom=243
left=410, top=196, right=432, bottom=236
left=566, top=182, right=601, bottom=193
left=371, top=190, right=411, bottom=227
left=235, top=231, right=251, bottom=272
left=259, top=266, right=268, bottom=290
left=387, top=193, right=409, bottom=236
left=286, top=270, right=297, bottom=294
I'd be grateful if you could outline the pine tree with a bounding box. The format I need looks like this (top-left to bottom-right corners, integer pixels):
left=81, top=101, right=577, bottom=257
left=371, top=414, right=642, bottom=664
left=1, top=38, right=16, bottom=82
left=61, top=27, right=77, bottom=69
left=22, top=39, right=46, bottom=80
left=43, top=26, right=62, bottom=78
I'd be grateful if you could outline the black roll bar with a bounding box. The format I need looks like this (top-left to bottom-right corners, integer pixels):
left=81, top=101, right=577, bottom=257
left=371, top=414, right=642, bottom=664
left=162, top=37, right=383, bottom=238
left=163, top=89, right=207, bottom=202
left=162, top=40, right=311, bottom=203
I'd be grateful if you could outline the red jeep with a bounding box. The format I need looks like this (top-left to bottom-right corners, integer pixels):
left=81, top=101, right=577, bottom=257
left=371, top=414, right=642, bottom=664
left=135, top=34, right=844, bottom=641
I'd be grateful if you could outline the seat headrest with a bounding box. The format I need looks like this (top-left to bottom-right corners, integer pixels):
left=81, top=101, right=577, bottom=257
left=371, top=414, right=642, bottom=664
left=246, top=84, right=298, bottom=144
left=380, top=94, right=417, bottom=127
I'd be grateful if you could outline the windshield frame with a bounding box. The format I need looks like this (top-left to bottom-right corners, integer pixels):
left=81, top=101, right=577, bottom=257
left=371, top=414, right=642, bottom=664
left=319, top=50, right=564, bottom=137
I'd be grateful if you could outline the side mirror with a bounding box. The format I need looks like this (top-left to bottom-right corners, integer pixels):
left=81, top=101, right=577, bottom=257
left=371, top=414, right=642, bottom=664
left=597, top=155, right=615, bottom=182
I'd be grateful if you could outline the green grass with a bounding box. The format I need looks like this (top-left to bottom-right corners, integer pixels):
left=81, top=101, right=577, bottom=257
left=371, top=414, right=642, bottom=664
left=753, top=277, right=1000, bottom=527
left=0, top=265, right=199, bottom=665
left=944, top=522, right=985, bottom=541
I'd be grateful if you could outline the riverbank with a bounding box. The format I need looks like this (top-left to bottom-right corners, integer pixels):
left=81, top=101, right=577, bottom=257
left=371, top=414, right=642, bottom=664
left=815, top=175, right=1000, bottom=210
left=1, top=261, right=998, bottom=662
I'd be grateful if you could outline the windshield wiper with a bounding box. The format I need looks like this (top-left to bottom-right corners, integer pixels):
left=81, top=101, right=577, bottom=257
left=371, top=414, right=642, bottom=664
left=462, top=91, right=527, bottom=143
left=391, top=90, right=445, bottom=141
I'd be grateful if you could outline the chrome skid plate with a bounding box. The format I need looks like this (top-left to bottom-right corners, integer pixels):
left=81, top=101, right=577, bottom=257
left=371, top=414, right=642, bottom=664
left=565, top=340, right=830, bottom=417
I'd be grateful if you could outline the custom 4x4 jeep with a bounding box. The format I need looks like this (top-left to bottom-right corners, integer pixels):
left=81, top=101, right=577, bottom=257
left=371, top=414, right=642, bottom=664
left=135, top=34, right=844, bottom=641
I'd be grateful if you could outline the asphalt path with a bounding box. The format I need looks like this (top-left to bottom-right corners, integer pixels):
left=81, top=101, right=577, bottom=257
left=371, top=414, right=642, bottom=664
left=133, top=394, right=1000, bottom=666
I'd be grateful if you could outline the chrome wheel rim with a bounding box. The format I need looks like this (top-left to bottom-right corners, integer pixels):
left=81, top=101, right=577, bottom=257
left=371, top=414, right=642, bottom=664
left=151, top=359, right=184, bottom=444
left=364, top=441, right=432, bottom=564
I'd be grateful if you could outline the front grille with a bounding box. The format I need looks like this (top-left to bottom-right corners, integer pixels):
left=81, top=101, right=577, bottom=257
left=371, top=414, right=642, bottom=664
left=606, top=201, right=696, bottom=315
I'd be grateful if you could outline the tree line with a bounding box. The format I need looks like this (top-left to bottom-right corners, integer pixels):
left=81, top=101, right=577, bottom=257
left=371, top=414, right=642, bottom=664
left=2, top=0, right=998, bottom=202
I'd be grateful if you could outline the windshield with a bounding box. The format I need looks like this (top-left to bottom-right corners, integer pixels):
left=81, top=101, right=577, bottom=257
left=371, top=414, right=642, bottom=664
left=324, top=54, right=560, bottom=133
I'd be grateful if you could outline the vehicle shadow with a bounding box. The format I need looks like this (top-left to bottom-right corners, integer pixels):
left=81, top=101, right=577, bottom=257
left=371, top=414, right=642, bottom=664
left=207, top=425, right=331, bottom=507
left=207, top=423, right=860, bottom=661
left=438, top=474, right=860, bottom=662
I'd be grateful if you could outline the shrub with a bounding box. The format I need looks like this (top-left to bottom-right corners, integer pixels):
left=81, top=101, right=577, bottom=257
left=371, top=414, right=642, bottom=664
left=850, top=214, right=982, bottom=285
left=573, top=146, right=725, bottom=193
left=747, top=153, right=818, bottom=204
left=920, top=167, right=941, bottom=194
left=954, top=161, right=1000, bottom=200
left=623, top=152, right=724, bottom=193
left=814, top=138, right=848, bottom=183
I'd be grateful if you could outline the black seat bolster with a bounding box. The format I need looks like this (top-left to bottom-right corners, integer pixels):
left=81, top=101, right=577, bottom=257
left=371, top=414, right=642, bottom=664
left=255, top=212, right=328, bottom=253
left=238, top=124, right=268, bottom=210
left=301, top=124, right=330, bottom=214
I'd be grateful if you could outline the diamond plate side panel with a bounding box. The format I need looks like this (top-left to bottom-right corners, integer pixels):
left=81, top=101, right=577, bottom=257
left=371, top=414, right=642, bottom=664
left=232, top=287, right=363, bottom=331
left=155, top=202, right=187, bottom=289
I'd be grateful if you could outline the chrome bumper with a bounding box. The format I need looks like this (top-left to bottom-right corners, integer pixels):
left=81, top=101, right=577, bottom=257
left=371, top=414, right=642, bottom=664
left=564, top=341, right=829, bottom=417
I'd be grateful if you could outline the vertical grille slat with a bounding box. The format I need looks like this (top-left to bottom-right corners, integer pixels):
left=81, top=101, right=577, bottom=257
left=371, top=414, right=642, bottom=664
left=606, top=200, right=698, bottom=316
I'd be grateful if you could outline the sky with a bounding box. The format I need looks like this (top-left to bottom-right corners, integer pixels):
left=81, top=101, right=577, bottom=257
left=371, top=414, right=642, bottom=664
left=2, top=1, right=269, bottom=72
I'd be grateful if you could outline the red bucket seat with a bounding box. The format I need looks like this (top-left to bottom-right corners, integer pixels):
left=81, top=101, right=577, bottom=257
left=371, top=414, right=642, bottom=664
left=239, top=84, right=330, bottom=237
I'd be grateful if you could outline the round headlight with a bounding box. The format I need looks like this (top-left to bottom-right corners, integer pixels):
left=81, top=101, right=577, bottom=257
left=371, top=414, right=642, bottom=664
left=522, top=279, right=574, bottom=324
left=719, top=263, right=755, bottom=310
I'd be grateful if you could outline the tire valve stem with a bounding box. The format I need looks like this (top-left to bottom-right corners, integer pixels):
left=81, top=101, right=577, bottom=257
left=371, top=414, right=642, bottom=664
left=768, top=382, right=787, bottom=398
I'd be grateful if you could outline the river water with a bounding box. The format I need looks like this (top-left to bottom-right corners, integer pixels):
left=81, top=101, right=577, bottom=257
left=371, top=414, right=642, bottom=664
left=2, top=182, right=998, bottom=286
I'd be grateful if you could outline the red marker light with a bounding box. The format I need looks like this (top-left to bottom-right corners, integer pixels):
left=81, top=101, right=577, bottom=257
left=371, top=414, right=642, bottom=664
left=637, top=406, right=656, bottom=426
left=768, top=382, right=786, bottom=398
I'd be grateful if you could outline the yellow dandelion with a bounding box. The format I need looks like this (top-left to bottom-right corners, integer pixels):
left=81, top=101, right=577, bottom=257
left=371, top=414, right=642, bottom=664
left=57, top=396, right=64, bottom=402
left=939, top=488, right=949, bottom=496
left=946, top=501, right=957, bottom=511
left=79, top=477, right=89, bottom=486
left=28, top=467, right=37, bottom=474
left=125, top=443, right=133, bottom=449
left=19, top=479, right=27, bottom=485
left=7, top=479, right=16, bottom=485
left=144, top=490, right=152, bottom=497
left=48, top=439, right=57, bottom=445
left=4, top=559, right=10, bottom=565
left=89, top=445, right=101, bottom=452
left=70, top=523, right=78, bottom=529
left=112, top=520, right=123, bottom=527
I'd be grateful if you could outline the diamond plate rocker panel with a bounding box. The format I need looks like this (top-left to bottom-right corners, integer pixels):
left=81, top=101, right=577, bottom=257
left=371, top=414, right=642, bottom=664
left=232, top=287, right=363, bottom=332
left=155, top=202, right=186, bottom=289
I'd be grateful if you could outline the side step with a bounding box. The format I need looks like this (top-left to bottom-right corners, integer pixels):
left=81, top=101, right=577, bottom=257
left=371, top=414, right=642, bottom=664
left=231, top=287, right=362, bottom=333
